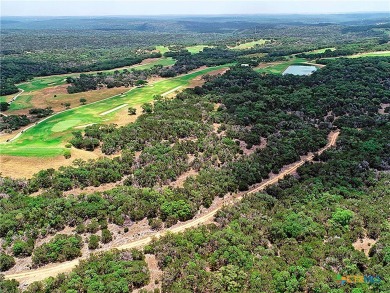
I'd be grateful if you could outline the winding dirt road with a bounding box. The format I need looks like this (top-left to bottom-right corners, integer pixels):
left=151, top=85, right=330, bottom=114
left=4, top=131, right=340, bottom=286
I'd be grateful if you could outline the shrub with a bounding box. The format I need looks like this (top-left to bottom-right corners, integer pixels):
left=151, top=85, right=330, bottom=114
left=63, top=149, right=71, bottom=159
left=88, top=235, right=100, bottom=250
left=101, top=229, right=113, bottom=244
left=86, top=219, right=100, bottom=233
left=32, top=234, right=82, bottom=266
left=13, top=239, right=34, bottom=257
left=331, top=208, right=354, bottom=227
left=0, top=253, right=15, bottom=271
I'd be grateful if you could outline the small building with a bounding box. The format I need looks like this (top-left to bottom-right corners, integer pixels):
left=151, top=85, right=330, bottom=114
left=241, top=64, right=250, bottom=67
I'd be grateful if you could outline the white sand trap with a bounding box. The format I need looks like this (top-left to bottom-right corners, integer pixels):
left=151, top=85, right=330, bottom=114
left=161, top=86, right=182, bottom=96
left=100, top=104, right=128, bottom=116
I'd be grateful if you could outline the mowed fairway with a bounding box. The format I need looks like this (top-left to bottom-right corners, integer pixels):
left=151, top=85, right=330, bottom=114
left=0, top=65, right=229, bottom=157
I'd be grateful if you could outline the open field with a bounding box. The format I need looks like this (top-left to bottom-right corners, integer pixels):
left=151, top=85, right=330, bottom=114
left=304, top=47, right=336, bottom=54
left=255, top=57, right=310, bottom=74
left=155, top=45, right=170, bottom=54
left=0, top=65, right=230, bottom=158
left=230, top=39, right=267, bottom=49
left=1, top=92, right=22, bottom=103
left=349, top=50, right=390, bottom=58
left=8, top=95, right=33, bottom=111
left=186, top=45, right=212, bottom=54
left=131, top=57, right=174, bottom=69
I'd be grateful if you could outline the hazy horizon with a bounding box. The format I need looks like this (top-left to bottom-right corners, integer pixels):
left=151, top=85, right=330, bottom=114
left=1, top=0, right=389, bottom=17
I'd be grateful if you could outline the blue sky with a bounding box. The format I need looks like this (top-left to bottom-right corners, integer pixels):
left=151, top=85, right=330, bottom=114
left=1, top=0, right=389, bottom=16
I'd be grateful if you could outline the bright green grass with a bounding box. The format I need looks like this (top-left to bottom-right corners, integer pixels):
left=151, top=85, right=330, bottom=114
left=186, top=45, right=212, bottom=54
left=255, top=58, right=309, bottom=74
left=9, top=95, right=33, bottom=110
left=0, top=65, right=230, bottom=157
left=156, top=46, right=170, bottom=54
left=231, top=39, right=267, bottom=50
left=305, top=47, right=336, bottom=55
left=18, top=76, right=67, bottom=92
left=0, top=96, right=7, bottom=103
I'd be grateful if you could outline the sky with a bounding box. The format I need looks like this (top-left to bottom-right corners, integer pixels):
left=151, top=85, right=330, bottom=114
left=1, top=0, right=389, bottom=16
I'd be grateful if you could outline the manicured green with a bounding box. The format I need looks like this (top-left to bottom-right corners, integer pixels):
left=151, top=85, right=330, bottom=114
left=0, top=65, right=230, bottom=157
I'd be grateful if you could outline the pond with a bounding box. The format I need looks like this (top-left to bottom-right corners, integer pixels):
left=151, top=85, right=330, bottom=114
left=282, top=65, right=317, bottom=76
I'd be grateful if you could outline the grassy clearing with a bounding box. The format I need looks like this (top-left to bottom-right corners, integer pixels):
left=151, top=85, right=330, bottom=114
left=230, top=39, right=267, bottom=50
left=18, top=76, right=66, bottom=92
left=255, top=57, right=309, bottom=74
left=349, top=51, right=390, bottom=58
left=0, top=65, right=230, bottom=157
left=131, top=57, right=175, bottom=70
left=305, top=47, right=336, bottom=54
left=9, top=95, right=33, bottom=111
left=156, top=45, right=170, bottom=54
left=186, top=45, right=212, bottom=54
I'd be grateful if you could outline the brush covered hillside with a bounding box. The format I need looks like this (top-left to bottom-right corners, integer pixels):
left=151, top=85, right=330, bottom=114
left=0, top=14, right=390, bottom=293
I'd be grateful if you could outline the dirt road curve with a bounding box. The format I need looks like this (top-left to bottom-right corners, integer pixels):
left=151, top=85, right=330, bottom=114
left=5, top=131, right=340, bottom=286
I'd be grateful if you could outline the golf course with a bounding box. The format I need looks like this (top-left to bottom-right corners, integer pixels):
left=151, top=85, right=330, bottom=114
left=0, top=65, right=229, bottom=157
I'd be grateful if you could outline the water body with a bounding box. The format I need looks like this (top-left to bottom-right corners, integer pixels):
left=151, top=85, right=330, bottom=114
left=283, top=65, right=317, bottom=76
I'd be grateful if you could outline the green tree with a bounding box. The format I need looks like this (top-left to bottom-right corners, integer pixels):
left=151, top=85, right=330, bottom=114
left=331, top=208, right=354, bottom=227
left=88, top=235, right=100, bottom=250
left=13, top=239, right=34, bottom=257
left=101, top=229, right=112, bottom=244
left=0, top=102, right=9, bottom=112
left=128, top=107, right=137, bottom=115
left=0, top=253, right=15, bottom=271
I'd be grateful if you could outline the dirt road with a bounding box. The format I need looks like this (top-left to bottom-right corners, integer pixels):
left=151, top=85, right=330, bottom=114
left=4, top=131, right=340, bottom=286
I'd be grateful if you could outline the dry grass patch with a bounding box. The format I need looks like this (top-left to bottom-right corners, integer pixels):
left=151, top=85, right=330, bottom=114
left=0, top=148, right=102, bottom=179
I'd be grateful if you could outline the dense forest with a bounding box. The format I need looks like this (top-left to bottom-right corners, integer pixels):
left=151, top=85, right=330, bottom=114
left=0, top=55, right=389, bottom=292
left=1, top=12, right=390, bottom=293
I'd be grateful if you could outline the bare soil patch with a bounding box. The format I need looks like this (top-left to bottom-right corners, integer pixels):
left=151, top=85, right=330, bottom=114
left=353, top=236, right=377, bottom=256
left=133, top=254, right=163, bottom=293
left=240, top=137, right=267, bottom=155
left=169, top=169, right=198, bottom=188
left=379, top=103, right=389, bottom=115
left=188, top=67, right=229, bottom=88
